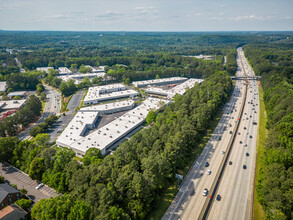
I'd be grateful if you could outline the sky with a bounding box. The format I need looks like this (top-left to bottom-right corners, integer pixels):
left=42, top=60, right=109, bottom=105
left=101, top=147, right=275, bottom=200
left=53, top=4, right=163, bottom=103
left=0, top=0, right=293, bottom=31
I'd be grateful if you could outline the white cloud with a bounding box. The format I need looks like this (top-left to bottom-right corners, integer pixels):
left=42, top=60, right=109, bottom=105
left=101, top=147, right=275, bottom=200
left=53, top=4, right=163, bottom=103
left=195, top=13, right=203, bottom=16
left=231, top=15, right=266, bottom=21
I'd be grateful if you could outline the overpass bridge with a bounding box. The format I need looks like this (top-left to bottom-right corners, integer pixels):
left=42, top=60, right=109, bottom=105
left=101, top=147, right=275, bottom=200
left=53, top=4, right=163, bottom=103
left=231, top=76, right=261, bottom=80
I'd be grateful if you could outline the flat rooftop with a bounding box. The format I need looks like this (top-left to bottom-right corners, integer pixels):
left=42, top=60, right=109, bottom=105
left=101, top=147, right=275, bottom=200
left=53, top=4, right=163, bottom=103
left=70, top=98, right=169, bottom=154
left=7, top=91, right=27, bottom=97
left=0, top=82, right=6, bottom=92
left=0, top=99, right=27, bottom=110
left=57, top=100, right=135, bottom=148
left=36, top=67, right=54, bottom=73
left=132, top=77, right=187, bottom=88
left=145, top=78, right=204, bottom=98
left=58, top=67, right=72, bottom=74
left=57, top=98, right=169, bottom=155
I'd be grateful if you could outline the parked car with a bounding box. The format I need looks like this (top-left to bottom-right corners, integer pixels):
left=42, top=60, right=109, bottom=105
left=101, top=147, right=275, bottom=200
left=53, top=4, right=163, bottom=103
left=36, top=183, right=44, bottom=190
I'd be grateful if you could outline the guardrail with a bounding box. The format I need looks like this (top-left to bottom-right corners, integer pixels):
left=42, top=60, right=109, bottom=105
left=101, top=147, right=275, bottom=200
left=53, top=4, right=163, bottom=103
left=198, top=82, right=247, bottom=220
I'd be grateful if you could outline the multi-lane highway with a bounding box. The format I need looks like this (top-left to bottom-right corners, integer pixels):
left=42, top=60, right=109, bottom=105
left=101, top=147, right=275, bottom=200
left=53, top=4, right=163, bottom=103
left=163, top=47, right=259, bottom=220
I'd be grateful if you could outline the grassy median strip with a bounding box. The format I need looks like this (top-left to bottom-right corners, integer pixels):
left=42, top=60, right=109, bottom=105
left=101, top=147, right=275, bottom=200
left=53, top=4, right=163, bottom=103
left=253, top=84, right=265, bottom=220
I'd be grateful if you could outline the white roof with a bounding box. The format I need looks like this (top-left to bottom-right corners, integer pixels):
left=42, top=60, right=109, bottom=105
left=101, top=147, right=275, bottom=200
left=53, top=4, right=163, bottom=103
left=58, top=72, right=105, bottom=84
left=145, top=78, right=204, bottom=98
left=7, top=91, right=27, bottom=97
left=84, top=90, right=138, bottom=103
left=0, top=99, right=26, bottom=110
left=84, top=65, right=105, bottom=72
left=132, top=77, right=187, bottom=87
left=70, top=98, right=169, bottom=153
left=57, top=98, right=169, bottom=155
left=168, top=78, right=204, bottom=97
left=0, top=82, right=6, bottom=92
left=36, top=67, right=54, bottom=73
left=80, top=99, right=134, bottom=112
left=58, top=67, right=72, bottom=74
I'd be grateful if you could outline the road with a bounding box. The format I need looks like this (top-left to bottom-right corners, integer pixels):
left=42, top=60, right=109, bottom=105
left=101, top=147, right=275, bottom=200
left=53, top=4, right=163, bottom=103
left=0, top=162, right=59, bottom=202
left=14, top=57, right=25, bottom=73
left=207, top=48, right=259, bottom=220
left=49, top=90, right=85, bottom=142
left=18, top=85, right=60, bottom=140
left=163, top=47, right=259, bottom=220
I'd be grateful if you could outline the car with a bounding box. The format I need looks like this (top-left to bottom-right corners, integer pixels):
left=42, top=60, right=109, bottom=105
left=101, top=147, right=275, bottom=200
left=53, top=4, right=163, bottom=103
left=244, top=127, right=246, bottom=129
left=203, top=188, right=208, bottom=196
left=238, top=132, right=241, bottom=135
left=244, top=143, right=247, bottom=147
left=216, top=195, right=221, bottom=201
left=250, top=135, right=253, bottom=138
left=229, top=124, right=232, bottom=127
left=229, top=131, right=232, bottom=134
left=222, top=151, right=225, bottom=154
left=229, top=161, right=232, bottom=165
left=255, top=111, right=257, bottom=113
left=206, top=170, right=211, bottom=175
left=218, top=137, right=221, bottom=141
left=205, top=162, right=209, bottom=167
left=36, top=183, right=44, bottom=190
left=243, top=165, right=247, bottom=169
left=240, top=141, right=243, bottom=144
left=246, top=152, right=249, bottom=156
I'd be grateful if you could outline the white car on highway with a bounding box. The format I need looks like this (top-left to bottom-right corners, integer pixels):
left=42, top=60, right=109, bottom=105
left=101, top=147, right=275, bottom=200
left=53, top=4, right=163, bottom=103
left=203, top=188, right=208, bottom=196
left=206, top=170, right=211, bottom=175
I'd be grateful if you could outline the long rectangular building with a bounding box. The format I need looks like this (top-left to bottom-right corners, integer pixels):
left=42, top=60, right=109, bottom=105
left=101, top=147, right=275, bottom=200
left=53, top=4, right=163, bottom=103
left=56, top=98, right=169, bottom=156
left=132, top=77, right=187, bottom=88
left=145, top=78, right=204, bottom=98
left=83, top=84, right=139, bottom=105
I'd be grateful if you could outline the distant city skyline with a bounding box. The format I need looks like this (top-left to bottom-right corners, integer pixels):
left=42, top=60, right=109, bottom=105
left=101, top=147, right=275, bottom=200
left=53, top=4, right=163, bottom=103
left=0, top=0, right=292, bottom=31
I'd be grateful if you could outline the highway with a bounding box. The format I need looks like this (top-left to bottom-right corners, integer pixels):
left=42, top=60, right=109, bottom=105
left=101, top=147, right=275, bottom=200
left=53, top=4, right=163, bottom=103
left=162, top=47, right=259, bottom=220
left=207, top=49, right=259, bottom=220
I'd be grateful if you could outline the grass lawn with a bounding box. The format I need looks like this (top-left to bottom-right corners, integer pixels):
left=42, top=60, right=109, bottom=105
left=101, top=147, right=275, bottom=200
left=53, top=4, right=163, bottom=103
left=253, top=84, right=266, bottom=220
left=146, top=108, right=224, bottom=220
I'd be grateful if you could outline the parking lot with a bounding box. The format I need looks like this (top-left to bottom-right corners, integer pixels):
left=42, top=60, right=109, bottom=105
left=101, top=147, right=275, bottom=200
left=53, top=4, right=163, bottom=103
left=0, top=162, right=59, bottom=202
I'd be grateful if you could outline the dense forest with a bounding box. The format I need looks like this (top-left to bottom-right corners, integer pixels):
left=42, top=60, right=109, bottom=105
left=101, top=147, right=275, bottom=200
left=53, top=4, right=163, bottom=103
left=244, top=43, right=293, bottom=220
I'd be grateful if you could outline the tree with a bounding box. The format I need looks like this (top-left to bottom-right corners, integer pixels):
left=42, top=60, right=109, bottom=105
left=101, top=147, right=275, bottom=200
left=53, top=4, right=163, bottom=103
left=146, top=111, right=156, bottom=125
left=124, top=78, right=131, bottom=85
left=29, top=157, right=45, bottom=180
left=0, top=137, right=20, bottom=162
left=82, top=148, right=103, bottom=165
left=7, top=87, right=14, bottom=93
left=15, top=199, right=33, bottom=211
left=20, top=188, right=28, bottom=195
left=0, top=176, right=4, bottom=183
left=13, top=95, right=22, bottom=100
left=34, top=133, right=50, bottom=146
left=155, top=74, right=160, bottom=79
left=40, top=92, right=46, bottom=101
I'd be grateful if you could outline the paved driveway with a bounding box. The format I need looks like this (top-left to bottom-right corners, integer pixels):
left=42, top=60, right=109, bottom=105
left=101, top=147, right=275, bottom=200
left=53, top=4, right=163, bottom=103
left=0, top=162, right=59, bottom=202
